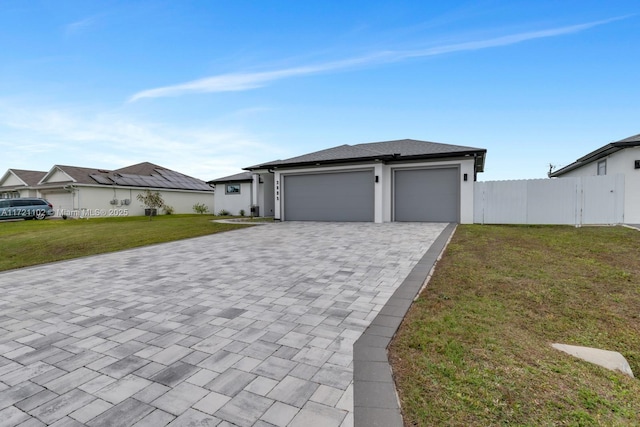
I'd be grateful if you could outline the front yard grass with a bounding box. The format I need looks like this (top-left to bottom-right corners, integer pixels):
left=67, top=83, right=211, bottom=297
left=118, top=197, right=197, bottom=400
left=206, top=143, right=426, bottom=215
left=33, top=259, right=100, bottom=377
left=389, top=225, right=640, bottom=426
left=0, top=214, right=250, bottom=271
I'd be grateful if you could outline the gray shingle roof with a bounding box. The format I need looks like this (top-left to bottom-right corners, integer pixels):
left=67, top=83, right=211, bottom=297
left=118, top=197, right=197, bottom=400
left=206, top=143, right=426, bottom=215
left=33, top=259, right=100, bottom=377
left=617, top=133, right=640, bottom=143
left=550, top=132, right=640, bottom=177
left=245, top=139, right=486, bottom=171
left=207, top=171, right=253, bottom=184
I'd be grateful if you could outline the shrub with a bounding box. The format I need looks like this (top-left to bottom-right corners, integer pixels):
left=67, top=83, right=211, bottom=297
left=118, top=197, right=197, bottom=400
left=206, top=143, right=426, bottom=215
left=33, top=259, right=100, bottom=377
left=217, top=209, right=230, bottom=216
left=239, top=209, right=245, bottom=217
left=162, top=205, right=175, bottom=215
left=193, top=203, right=209, bottom=214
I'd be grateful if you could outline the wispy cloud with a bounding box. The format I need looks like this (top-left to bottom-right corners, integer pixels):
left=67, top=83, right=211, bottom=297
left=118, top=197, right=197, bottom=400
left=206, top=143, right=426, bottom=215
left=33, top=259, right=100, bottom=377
left=65, top=16, right=98, bottom=36
left=129, top=17, right=625, bottom=102
left=0, top=103, right=280, bottom=179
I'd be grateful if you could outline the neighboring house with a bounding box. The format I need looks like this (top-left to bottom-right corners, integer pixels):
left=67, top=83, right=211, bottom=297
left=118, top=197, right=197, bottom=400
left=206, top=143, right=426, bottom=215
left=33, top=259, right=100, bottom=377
left=0, top=169, right=47, bottom=199
left=208, top=172, right=258, bottom=216
left=549, top=133, right=640, bottom=223
left=0, top=162, right=214, bottom=217
left=241, top=138, right=486, bottom=223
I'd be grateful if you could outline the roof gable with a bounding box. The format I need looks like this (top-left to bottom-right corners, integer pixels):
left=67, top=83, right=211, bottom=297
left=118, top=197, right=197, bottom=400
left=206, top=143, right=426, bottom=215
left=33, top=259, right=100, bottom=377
left=1, top=169, right=47, bottom=187
left=41, top=166, right=77, bottom=184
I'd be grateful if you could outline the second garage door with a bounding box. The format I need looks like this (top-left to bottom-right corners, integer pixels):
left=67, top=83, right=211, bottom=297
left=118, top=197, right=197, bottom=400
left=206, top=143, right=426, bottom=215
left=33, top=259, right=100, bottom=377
left=283, top=170, right=374, bottom=221
left=394, top=168, right=459, bottom=222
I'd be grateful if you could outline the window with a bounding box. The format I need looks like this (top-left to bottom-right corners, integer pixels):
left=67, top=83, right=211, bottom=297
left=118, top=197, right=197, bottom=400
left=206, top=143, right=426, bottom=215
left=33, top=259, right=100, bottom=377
left=597, top=160, right=607, bottom=176
left=225, top=184, right=241, bottom=194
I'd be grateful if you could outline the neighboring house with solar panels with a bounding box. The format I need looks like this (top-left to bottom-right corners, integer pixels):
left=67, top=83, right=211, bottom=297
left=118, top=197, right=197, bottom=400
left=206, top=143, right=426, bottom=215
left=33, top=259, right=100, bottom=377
left=0, top=162, right=214, bottom=218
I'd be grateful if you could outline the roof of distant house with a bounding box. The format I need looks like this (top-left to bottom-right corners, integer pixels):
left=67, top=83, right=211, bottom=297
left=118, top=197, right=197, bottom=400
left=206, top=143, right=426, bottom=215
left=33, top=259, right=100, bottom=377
left=1, top=162, right=212, bottom=191
left=550, top=133, right=640, bottom=177
left=244, top=138, right=486, bottom=172
left=207, top=171, right=254, bottom=184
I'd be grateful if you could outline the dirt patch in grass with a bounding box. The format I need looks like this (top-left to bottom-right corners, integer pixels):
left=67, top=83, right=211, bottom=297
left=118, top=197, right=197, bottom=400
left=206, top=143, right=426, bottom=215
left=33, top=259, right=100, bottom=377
left=0, top=214, right=250, bottom=271
left=389, top=225, right=640, bottom=426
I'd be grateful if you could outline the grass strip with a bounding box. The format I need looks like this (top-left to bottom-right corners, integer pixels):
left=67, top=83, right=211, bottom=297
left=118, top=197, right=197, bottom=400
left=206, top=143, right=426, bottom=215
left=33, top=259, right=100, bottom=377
left=0, top=214, right=250, bottom=271
left=389, top=225, right=640, bottom=426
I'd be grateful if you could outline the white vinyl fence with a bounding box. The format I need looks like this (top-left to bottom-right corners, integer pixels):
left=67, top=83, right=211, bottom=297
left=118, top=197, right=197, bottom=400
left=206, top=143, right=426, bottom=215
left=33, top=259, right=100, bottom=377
left=474, top=175, right=625, bottom=225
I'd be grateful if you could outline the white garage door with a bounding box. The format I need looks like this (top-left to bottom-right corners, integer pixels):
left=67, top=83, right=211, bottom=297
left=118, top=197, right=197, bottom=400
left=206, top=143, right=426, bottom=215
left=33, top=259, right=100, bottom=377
left=394, top=168, right=459, bottom=222
left=42, top=192, right=73, bottom=216
left=283, top=170, right=374, bottom=221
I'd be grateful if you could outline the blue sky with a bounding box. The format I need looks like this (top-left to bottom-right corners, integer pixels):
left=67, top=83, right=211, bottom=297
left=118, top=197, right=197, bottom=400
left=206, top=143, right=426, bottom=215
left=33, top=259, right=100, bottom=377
left=0, top=1, right=638, bottom=181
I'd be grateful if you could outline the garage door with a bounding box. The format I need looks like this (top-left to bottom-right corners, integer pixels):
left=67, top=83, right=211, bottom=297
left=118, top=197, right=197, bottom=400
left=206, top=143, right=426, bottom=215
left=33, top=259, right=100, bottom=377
left=394, top=168, right=459, bottom=222
left=283, top=170, right=374, bottom=221
left=41, top=192, right=73, bottom=216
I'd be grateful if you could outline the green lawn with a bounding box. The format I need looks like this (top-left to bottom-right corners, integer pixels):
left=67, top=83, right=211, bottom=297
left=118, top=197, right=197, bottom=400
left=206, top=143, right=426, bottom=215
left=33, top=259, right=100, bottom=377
left=389, top=225, right=640, bottom=426
left=0, top=214, right=251, bottom=271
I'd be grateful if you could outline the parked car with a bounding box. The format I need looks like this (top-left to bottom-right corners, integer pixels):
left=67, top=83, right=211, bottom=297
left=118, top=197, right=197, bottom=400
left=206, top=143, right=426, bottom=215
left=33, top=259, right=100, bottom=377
left=0, top=198, right=54, bottom=220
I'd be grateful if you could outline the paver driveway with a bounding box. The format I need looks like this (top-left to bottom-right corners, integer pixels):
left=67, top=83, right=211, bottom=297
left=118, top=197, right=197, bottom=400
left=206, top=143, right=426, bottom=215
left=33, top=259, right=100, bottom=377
left=0, top=222, right=447, bottom=426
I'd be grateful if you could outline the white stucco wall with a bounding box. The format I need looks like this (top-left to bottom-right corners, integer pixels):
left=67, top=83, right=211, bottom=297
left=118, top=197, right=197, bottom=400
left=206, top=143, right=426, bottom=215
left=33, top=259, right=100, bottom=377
left=213, top=182, right=252, bottom=215
left=273, top=158, right=477, bottom=223
left=256, top=173, right=275, bottom=217
left=557, top=147, right=640, bottom=223
left=39, top=186, right=214, bottom=217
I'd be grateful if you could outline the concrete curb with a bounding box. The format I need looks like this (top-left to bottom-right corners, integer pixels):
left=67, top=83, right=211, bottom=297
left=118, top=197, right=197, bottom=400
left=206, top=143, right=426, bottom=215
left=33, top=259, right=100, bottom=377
left=211, top=218, right=271, bottom=225
left=353, top=222, right=457, bottom=427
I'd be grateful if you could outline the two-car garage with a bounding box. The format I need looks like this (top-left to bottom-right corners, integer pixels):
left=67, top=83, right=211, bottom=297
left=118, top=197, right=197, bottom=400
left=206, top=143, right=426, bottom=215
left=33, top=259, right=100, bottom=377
left=281, top=167, right=460, bottom=223
left=249, top=138, right=485, bottom=224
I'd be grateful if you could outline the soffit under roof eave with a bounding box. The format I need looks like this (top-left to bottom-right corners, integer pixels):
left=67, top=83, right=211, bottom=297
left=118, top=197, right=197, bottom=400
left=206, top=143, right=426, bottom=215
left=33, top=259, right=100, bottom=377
left=208, top=178, right=253, bottom=184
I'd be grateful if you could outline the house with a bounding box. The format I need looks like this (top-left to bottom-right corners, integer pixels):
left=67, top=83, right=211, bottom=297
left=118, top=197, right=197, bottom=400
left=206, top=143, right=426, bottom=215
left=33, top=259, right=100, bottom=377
left=0, top=162, right=214, bottom=217
left=235, top=139, right=486, bottom=223
left=207, top=171, right=262, bottom=216
left=0, top=169, right=47, bottom=199
left=549, top=133, right=640, bottom=223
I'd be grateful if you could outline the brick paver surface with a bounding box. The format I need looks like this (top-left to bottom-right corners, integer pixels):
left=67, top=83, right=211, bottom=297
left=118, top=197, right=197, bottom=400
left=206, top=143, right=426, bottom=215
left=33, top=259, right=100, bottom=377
left=0, top=221, right=446, bottom=426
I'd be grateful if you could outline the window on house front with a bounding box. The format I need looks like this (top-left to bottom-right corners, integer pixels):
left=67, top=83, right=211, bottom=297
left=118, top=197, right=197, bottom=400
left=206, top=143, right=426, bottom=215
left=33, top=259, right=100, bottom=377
left=225, top=184, right=241, bottom=194
left=597, top=160, right=607, bottom=176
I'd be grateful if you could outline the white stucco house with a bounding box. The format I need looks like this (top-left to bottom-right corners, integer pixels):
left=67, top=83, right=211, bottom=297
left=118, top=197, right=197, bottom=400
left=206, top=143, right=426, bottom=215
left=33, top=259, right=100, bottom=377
left=212, top=139, right=486, bottom=223
left=0, top=162, right=214, bottom=218
left=207, top=171, right=274, bottom=217
left=549, top=133, right=640, bottom=223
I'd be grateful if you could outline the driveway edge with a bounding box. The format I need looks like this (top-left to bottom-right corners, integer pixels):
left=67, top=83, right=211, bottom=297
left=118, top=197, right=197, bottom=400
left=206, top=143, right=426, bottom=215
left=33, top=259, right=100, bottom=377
left=353, top=222, right=457, bottom=427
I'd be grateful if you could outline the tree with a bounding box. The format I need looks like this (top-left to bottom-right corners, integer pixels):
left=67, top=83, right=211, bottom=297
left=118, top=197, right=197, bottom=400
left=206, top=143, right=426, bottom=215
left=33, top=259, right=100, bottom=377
left=137, top=190, right=165, bottom=221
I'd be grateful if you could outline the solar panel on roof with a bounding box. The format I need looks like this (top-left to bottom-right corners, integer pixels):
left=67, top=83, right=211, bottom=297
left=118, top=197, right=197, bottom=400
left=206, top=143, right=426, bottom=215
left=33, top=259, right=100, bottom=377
left=89, top=174, right=114, bottom=185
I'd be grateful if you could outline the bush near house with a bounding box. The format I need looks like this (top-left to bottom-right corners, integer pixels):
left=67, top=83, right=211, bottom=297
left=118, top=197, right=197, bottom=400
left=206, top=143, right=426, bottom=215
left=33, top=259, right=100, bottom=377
left=193, top=203, right=209, bottom=214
